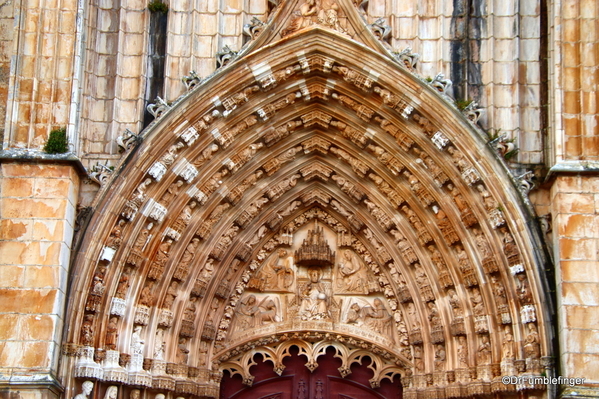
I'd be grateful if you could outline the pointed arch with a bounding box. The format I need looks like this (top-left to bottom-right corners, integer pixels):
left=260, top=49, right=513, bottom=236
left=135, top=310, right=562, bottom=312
left=63, top=23, right=553, bottom=399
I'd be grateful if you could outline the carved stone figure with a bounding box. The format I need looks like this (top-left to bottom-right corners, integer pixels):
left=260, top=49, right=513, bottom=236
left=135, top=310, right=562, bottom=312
left=299, top=267, right=332, bottom=321
left=470, top=287, right=485, bottom=316
left=523, top=323, right=541, bottom=359
left=266, top=174, right=301, bottom=200
left=457, top=336, right=469, bottom=367
left=364, top=199, right=393, bottom=230
left=433, top=206, right=459, bottom=245
left=369, top=173, right=405, bottom=208
left=234, top=294, right=279, bottom=330
left=222, top=85, right=259, bottom=113
left=373, top=116, right=414, bottom=150
left=73, top=381, right=94, bottom=399
left=263, top=146, right=303, bottom=175
left=103, top=386, right=118, bottom=399
left=502, top=328, right=515, bottom=360
left=517, top=273, right=533, bottom=304
left=193, top=143, right=219, bottom=168
left=388, top=231, right=417, bottom=266
left=413, top=148, right=449, bottom=187
left=138, top=281, right=155, bottom=307
left=228, top=143, right=264, bottom=172
left=367, top=145, right=404, bottom=175
left=153, top=329, right=165, bottom=360
left=103, top=317, right=118, bottom=350
left=435, top=344, right=446, bottom=371
left=330, top=147, right=369, bottom=177
left=175, top=238, right=200, bottom=280
left=257, top=249, right=294, bottom=291
left=404, top=170, right=434, bottom=206
left=447, top=289, right=463, bottom=318
left=336, top=249, right=368, bottom=294
left=477, top=335, right=492, bottom=365
left=160, top=281, right=178, bottom=309
left=227, top=171, right=264, bottom=203
left=115, top=268, right=131, bottom=299
left=105, top=220, right=125, bottom=249
left=122, top=178, right=152, bottom=220
left=160, top=142, right=185, bottom=166
left=447, top=183, right=477, bottom=227
left=281, top=0, right=318, bottom=36
left=401, top=206, right=433, bottom=245
left=331, top=174, right=365, bottom=202
left=456, top=245, right=477, bottom=287
left=265, top=120, right=303, bottom=146
left=177, top=337, right=189, bottom=364
left=363, top=298, right=394, bottom=336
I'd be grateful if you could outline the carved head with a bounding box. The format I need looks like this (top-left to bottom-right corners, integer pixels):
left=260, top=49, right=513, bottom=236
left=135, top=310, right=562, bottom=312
left=307, top=267, right=321, bottom=283
left=82, top=381, right=94, bottom=395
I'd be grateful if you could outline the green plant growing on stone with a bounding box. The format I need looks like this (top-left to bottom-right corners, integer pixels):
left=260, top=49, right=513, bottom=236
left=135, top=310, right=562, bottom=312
left=44, top=127, right=69, bottom=154
left=456, top=99, right=473, bottom=111
left=148, top=0, right=168, bottom=13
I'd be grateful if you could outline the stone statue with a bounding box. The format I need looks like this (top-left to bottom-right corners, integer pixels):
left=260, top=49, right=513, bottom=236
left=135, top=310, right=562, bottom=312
left=73, top=381, right=93, bottom=399
left=336, top=249, right=368, bottom=294
left=477, top=334, right=492, bottom=365
left=103, top=386, right=118, bottom=399
left=363, top=298, right=394, bottom=336
left=457, top=336, right=469, bottom=367
left=105, top=316, right=118, bottom=350
left=80, top=314, right=94, bottom=346
left=299, top=267, right=331, bottom=321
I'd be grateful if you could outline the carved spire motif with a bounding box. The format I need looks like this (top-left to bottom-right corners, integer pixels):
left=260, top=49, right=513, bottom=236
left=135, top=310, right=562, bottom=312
left=294, top=223, right=336, bottom=267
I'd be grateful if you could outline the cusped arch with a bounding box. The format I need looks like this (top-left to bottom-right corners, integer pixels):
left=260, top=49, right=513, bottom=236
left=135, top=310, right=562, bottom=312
left=63, top=25, right=553, bottom=399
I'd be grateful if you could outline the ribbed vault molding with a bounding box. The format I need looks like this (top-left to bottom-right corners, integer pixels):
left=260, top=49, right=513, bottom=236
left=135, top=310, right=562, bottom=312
left=63, top=27, right=552, bottom=399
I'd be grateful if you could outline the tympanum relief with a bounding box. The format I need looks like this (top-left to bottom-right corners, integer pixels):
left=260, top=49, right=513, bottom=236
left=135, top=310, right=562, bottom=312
left=228, top=222, right=397, bottom=347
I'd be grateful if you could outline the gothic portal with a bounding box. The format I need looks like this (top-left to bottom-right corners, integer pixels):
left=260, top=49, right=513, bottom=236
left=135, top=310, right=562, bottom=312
left=59, top=1, right=553, bottom=399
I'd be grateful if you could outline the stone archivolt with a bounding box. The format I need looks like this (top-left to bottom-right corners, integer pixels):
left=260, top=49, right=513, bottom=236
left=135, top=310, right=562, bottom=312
left=65, top=25, right=550, bottom=399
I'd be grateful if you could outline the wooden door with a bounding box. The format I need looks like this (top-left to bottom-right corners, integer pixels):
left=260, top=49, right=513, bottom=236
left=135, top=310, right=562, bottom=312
left=220, top=346, right=402, bottom=399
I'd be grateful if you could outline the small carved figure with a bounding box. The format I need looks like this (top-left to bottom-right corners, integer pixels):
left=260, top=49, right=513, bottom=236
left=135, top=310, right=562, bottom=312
left=106, top=220, right=125, bottom=249
left=336, top=249, right=367, bottom=294
left=105, top=317, right=119, bottom=350
left=502, top=328, right=515, bottom=360
left=177, top=337, right=189, bottom=364
left=434, top=344, right=446, bottom=371
left=162, top=281, right=179, bottom=308
left=299, top=268, right=331, bottom=321
left=433, top=206, right=459, bottom=245
left=80, top=314, right=95, bottom=346
left=447, top=183, right=477, bottom=227
left=103, top=386, right=118, bottom=399
left=470, top=287, right=485, bottom=316
left=73, top=381, right=94, bottom=399
left=404, top=170, right=435, bottom=206
left=138, top=281, right=155, bottom=307
left=457, top=336, right=469, bottom=367
left=160, top=180, right=184, bottom=203
left=193, top=143, right=219, bottom=168
left=115, top=268, right=131, bottom=299
left=160, top=142, right=185, bottom=166
left=130, top=325, right=144, bottom=354
left=477, top=335, right=492, bottom=365
left=281, top=0, right=318, bottom=36
left=363, top=298, right=394, bottom=336
left=330, top=147, right=369, bottom=176
left=523, top=323, right=541, bottom=359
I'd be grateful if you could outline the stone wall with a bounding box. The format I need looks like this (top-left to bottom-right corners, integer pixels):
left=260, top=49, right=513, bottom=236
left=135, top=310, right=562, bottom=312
left=0, top=163, right=79, bottom=390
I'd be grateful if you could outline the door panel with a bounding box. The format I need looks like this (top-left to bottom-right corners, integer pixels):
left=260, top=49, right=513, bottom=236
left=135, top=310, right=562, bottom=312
left=220, top=346, right=402, bottom=399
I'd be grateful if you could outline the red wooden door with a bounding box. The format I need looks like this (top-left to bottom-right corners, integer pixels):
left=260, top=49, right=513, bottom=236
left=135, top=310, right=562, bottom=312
left=220, top=346, right=402, bottom=399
